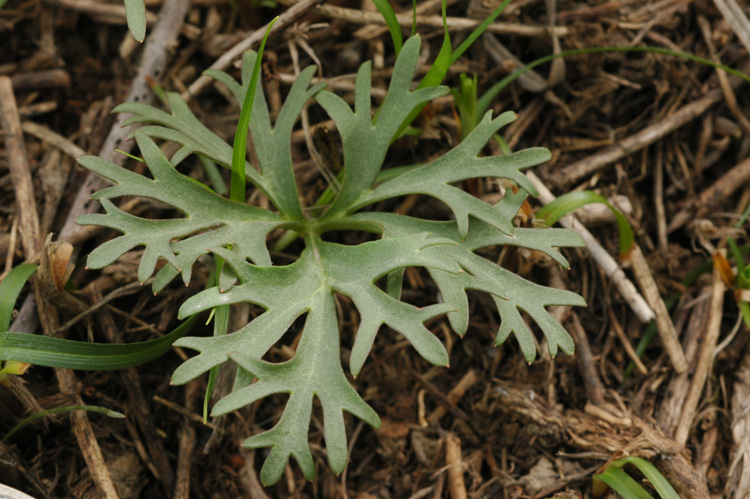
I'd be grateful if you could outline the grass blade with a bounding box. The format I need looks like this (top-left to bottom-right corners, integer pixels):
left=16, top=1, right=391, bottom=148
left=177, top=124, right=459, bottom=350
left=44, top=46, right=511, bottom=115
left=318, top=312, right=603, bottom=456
left=371, top=0, right=403, bottom=57
left=0, top=316, right=196, bottom=370
left=231, top=16, right=278, bottom=203
left=536, top=190, right=634, bottom=257
left=3, top=405, right=125, bottom=443
left=594, top=466, right=656, bottom=499
left=0, top=264, right=37, bottom=333
left=449, top=0, right=511, bottom=65
left=614, top=457, right=680, bottom=499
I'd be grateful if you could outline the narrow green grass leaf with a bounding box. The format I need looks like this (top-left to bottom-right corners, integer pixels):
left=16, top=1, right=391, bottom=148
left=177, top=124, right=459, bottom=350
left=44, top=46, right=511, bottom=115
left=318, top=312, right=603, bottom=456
left=231, top=16, right=278, bottom=203
left=536, top=190, right=634, bottom=257
left=449, top=0, right=511, bottom=65
left=594, top=467, right=656, bottom=499
left=0, top=316, right=195, bottom=370
left=392, top=4, right=450, bottom=140
left=198, top=156, right=228, bottom=196
left=613, top=457, right=680, bottom=499
left=3, top=405, right=124, bottom=443
left=417, top=1, right=450, bottom=90
left=0, top=264, right=37, bottom=333
left=371, top=0, right=403, bottom=57
left=203, top=303, right=229, bottom=422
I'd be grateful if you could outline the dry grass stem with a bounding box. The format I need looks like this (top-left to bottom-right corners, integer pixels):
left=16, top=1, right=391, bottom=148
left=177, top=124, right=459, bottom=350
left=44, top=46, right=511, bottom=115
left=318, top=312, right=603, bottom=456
left=674, top=250, right=726, bottom=444
left=627, top=244, right=687, bottom=373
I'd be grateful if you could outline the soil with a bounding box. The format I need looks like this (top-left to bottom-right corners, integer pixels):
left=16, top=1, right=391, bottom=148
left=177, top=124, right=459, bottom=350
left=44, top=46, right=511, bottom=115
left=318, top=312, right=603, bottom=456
left=1, top=0, right=750, bottom=498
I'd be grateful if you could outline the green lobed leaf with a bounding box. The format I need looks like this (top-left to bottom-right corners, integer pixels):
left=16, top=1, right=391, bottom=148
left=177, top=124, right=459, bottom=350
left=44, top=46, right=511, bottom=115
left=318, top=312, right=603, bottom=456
left=354, top=211, right=585, bottom=362
left=123, top=0, right=146, bottom=42
left=79, top=35, right=587, bottom=483
left=354, top=111, right=547, bottom=238
left=216, top=292, right=380, bottom=484
left=316, top=35, right=448, bottom=220
left=78, top=132, right=284, bottom=287
left=114, top=56, right=324, bottom=218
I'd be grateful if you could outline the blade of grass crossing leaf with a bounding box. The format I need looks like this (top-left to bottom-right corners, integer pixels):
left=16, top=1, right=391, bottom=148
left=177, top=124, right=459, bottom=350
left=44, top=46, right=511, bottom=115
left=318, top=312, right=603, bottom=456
left=204, top=303, right=229, bottom=422
left=417, top=1, right=450, bottom=90
left=231, top=16, right=278, bottom=203
left=614, top=457, right=680, bottom=499
left=449, top=0, right=511, bottom=65
left=476, top=46, right=750, bottom=119
left=392, top=2, right=450, bottom=140
left=0, top=316, right=196, bottom=370
left=215, top=15, right=276, bottom=418
left=594, top=467, right=656, bottom=499
left=536, top=190, right=634, bottom=257
left=0, top=264, right=37, bottom=332
left=115, top=149, right=145, bottom=163
left=199, top=156, right=228, bottom=196
left=371, top=0, right=403, bottom=57
left=3, top=405, right=124, bottom=443
left=124, top=0, right=147, bottom=42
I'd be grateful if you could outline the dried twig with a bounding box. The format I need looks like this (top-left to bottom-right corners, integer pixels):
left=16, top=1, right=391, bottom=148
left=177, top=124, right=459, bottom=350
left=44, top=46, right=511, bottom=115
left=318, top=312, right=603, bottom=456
left=569, top=312, right=606, bottom=405
left=654, top=144, right=668, bottom=250
left=712, top=0, right=750, bottom=56
left=674, top=251, right=726, bottom=444
left=43, top=0, right=158, bottom=25
left=627, top=245, right=687, bottom=373
left=91, top=285, right=174, bottom=494
left=21, top=121, right=86, bottom=161
left=445, top=433, right=468, bottom=499
left=668, top=156, right=750, bottom=233
left=275, top=0, right=568, bottom=38
left=10, top=69, right=70, bottom=89
left=608, top=308, right=648, bottom=375
left=0, top=77, right=41, bottom=260
left=726, top=348, right=750, bottom=498
left=173, top=381, right=199, bottom=499
left=427, top=370, right=478, bottom=423
left=697, top=15, right=750, bottom=136
left=557, top=89, right=723, bottom=187
left=657, top=291, right=711, bottom=434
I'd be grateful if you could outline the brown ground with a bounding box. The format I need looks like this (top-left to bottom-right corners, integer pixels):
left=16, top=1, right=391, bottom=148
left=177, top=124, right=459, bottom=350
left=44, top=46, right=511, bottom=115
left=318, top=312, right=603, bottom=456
left=2, top=0, right=750, bottom=497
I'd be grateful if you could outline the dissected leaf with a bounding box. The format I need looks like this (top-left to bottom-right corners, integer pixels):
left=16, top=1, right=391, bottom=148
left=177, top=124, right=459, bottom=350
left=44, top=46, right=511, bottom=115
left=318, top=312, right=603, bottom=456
left=78, top=34, right=586, bottom=483
left=78, top=132, right=283, bottom=287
